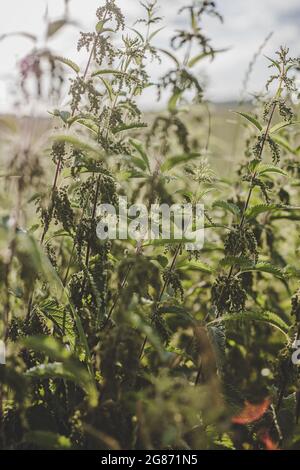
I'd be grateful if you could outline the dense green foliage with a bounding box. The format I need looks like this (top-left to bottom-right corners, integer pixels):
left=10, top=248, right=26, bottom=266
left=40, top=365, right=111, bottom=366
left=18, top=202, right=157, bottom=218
left=1, top=0, right=300, bottom=450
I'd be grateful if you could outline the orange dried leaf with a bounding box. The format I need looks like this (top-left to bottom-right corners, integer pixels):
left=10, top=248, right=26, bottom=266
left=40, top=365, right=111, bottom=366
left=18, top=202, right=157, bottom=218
left=232, top=398, right=271, bottom=424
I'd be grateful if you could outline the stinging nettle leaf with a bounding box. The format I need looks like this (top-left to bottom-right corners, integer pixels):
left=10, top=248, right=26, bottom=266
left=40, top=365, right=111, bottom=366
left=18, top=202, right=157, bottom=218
left=240, top=261, right=285, bottom=279
left=269, top=121, right=300, bottom=134
left=209, top=310, right=289, bottom=336
left=234, top=112, right=262, bottom=131
left=245, top=203, right=280, bottom=219
left=53, top=56, right=80, bottom=74
left=257, top=164, right=288, bottom=177
left=213, top=200, right=241, bottom=217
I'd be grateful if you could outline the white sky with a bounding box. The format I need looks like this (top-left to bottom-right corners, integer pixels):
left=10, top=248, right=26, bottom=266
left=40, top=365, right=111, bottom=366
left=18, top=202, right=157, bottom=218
left=0, top=0, right=299, bottom=112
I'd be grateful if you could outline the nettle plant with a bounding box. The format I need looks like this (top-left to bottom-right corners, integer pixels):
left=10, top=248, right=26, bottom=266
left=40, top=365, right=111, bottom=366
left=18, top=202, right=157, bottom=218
left=1, top=0, right=300, bottom=451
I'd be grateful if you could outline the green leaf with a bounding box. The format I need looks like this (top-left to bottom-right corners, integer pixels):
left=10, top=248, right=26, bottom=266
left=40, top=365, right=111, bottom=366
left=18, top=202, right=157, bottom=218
left=257, top=164, right=288, bottom=177
left=93, top=76, right=113, bottom=101
left=75, top=118, right=99, bottom=134
left=269, top=121, right=299, bottom=134
left=161, top=153, right=201, bottom=172
left=149, top=26, right=165, bottom=41
left=129, top=139, right=150, bottom=171
left=26, top=361, right=97, bottom=406
left=130, top=311, right=166, bottom=360
left=168, top=90, right=182, bottom=112
left=129, top=27, right=144, bottom=42
left=92, top=69, right=128, bottom=78
left=37, top=299, right=75, bottom=350
left=209, top=310, right=289, bottom=336
left=51, top=134, right=101, bottom=155
left=188, top=48, right=227, bottom=68
left=112, top=122, right=147, bottom=134
left=213, top=200, right=241, bottom=216
left=283, top=265, right=300, bottom=279
left=178, top=260, right=214, bottom=274
left=22, top=336, right=71, bottom=362
left=156, top=255, right=169, bottom=268
left=158, top=305, right=195, bottom=328
left=130, top=156, right=147, bottom=171
left=241, top=262, right=285, bottom=279
left=47, top=20, right=67, bottom=38
left=95, top=19, right=110, bottom=33
left=265, top=55, right=281, bottom=72
left=219, top=256, right=254, bottom=270
left=18, top=234, right=94, bottom=376
left=234, top=112, right=262, bottom=131
left=245, top=203, right=279, bottom=219
left=53, top=56, right=80, bottom=74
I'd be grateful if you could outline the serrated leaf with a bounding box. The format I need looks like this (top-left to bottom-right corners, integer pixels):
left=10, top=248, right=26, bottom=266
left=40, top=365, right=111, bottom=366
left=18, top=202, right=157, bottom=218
left=92, top=69, right=128, bottom=78
left=179, top=260, right=214, bottom=274
left=75, top=118, right=98, bottom=134
left=234, top=112, right=262, bottom=131
left=241, top=262, right=285, bottom=279
left=219, top=256, right=254, bottom=269
left=53, top=56, right=80, bottom=73
left=209, top=310, right=289, bottom=336
left=257, top=164, right=288, bottom=177
left=213, top=200, right=241, bottom=216
left=245, top=203, right=279, bottom=219
left=37, top=299, right=75, bottom=350
left=26, top=361, right=97, bottom=407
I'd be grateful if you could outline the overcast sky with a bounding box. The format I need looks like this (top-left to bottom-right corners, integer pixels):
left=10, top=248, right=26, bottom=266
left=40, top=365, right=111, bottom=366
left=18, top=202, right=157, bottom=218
left=0, top=0, right=299, bottom=112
